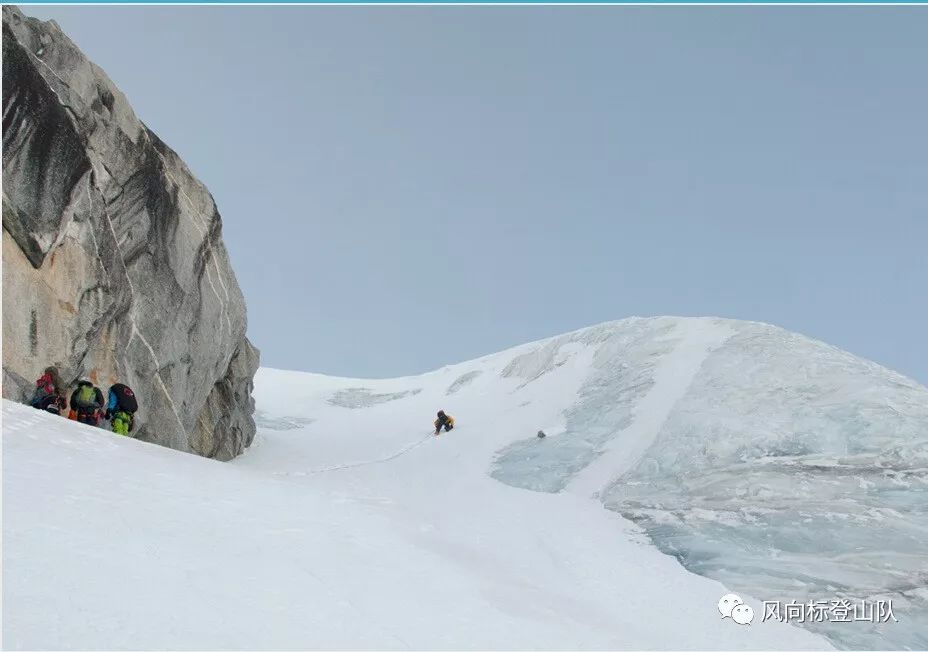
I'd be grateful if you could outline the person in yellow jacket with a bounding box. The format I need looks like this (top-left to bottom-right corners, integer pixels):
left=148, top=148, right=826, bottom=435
left=434, top=410, right=455, bottom=435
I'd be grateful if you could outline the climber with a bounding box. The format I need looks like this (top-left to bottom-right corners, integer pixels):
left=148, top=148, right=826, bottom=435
left=29, top=366, right=67, bottom=415
left=104, top=382, right=139, bottom=436
left=434, top=410, right=455, bottom=435
left=69, top=379, right=105, bottom=426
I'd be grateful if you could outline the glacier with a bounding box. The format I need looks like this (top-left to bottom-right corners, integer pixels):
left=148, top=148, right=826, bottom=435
left=4, top=315, right=924, bottom=649
left=488, top=317, right=928, bottom=650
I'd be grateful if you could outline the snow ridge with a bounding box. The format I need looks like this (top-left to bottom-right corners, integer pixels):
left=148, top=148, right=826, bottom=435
left=567, top=320, right=735, bottom=498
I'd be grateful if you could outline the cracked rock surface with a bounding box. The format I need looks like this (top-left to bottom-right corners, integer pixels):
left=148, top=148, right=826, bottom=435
left=2, top=6, right=259, bottom=460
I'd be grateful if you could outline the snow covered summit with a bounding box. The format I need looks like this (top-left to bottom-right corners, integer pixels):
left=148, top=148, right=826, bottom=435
left=5, top=316, right=925, bottom=649
left=248, top=316, right=927, bottom=650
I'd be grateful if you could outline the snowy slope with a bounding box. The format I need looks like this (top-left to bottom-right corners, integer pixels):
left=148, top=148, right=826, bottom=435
left=4, top=316, right=925, bottom=649
left=3, top=398, right=822, bottom=651
left=245, top=316, right=927, bottom=650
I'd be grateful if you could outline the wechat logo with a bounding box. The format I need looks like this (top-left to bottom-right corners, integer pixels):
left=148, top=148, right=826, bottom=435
left=719, top=594, right=755, bottom=625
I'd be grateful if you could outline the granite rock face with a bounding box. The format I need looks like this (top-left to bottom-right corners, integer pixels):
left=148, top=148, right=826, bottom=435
left=2, top=6, right=259, bottom=460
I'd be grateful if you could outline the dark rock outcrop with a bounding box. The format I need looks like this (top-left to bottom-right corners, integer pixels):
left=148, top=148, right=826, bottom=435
left=2, top=6, right=258, bottom=459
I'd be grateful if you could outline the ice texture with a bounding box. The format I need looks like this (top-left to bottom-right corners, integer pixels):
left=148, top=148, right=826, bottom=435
left=253, top=410, right=316, bottom=431
left=492, top=318, right=678, bottom=492
left=327, top=387, right=422, bottom=408
left=492, top=319, right=928, bottom=650
left=446, top=370, right=482, bottom=395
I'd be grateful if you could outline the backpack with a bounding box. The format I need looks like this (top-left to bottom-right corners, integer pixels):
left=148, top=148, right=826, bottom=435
left=30, top=373, right=56, bottom=409
left=36, top=372, right=55, bottom=393
left=110, top=383, right=138, bottom=414
left=32, top=393, right=62, bottom=413
left=73, top=382, right=100, bottom=411
left=111, top=411, right=134, bottom=435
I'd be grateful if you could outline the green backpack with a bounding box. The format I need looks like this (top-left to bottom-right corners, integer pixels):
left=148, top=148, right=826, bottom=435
left=73, top=383, right=99, bottom=410
left=111, top=412, right=133, bottom=436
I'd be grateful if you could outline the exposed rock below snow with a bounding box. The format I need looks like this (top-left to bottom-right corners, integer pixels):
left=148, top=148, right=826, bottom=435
left=2, top=6, right=258, bottom=459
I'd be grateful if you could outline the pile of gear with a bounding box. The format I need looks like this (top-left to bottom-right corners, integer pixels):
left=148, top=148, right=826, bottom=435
left=29, top=366, right=139, bottom=437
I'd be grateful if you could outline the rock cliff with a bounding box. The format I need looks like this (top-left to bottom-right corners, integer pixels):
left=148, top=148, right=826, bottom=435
left=3, top=6, right=259, bottom=460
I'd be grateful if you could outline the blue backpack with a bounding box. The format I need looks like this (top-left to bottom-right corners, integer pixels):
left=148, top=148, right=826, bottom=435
left=108, top=383, right=138, bottom=414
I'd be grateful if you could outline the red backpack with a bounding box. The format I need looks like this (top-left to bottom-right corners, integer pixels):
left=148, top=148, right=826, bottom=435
left=36, top=372, right=55, bottom=393
left=30, top=373, right=60, bottom=411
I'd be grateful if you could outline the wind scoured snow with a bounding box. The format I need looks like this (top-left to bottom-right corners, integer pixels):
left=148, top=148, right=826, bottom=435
left=328, top=387, right=422, bottom=409
left=253, top=409, right=315, bottom=431
left=446, top=370, right=482, bottom=395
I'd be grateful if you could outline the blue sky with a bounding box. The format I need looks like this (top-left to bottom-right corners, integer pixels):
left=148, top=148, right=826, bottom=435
left=23, top=6, right=928, bottom=382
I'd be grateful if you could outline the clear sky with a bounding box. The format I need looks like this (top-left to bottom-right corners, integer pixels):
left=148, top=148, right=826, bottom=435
left=21, top=6, right=928, bottom=383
